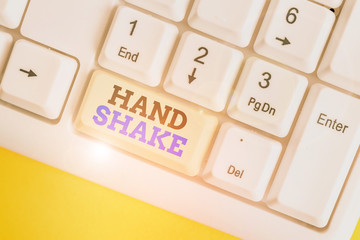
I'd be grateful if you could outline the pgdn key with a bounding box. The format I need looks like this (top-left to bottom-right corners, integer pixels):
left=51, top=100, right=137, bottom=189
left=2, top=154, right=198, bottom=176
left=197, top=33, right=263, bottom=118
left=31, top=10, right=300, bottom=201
left=248, top=97, right=276, bottom=116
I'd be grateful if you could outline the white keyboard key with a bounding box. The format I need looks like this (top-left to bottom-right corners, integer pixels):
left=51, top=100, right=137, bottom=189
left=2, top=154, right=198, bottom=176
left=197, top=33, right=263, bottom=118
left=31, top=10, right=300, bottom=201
left=311, top=0, right=343, bottom=8
left=0, top=0, right=28, bottom=29
left=318, top=0, right=360, bottom=95
left=99, top=6, right=178, bottom=87
left=228, top=57, right=307, bottom=137
left=254, top=0, right=334, bottom=73
left=188, top=0, right=266, bottom=47
left=164, top=31, right=243, bottom=112
left=0, top=31, right=12, bottom=72
left=266, top=84, right=360, bottom=228
left=21, top=0, right=116, bottom=57
left=0, top=40, right=77, bottom=119
left=203, top=122, right=282, bottom=201
left=125, top=0, right=190, bottom=22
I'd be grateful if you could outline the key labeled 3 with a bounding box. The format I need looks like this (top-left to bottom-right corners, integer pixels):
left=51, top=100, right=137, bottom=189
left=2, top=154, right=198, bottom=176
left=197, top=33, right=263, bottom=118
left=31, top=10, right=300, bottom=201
left=228, top=57, right=307, bottom=137
left=254, top=0, right=334, bottom=73
left=164, top=31, right=243, bottom=112
left=99, top=6, right=178, bottom=86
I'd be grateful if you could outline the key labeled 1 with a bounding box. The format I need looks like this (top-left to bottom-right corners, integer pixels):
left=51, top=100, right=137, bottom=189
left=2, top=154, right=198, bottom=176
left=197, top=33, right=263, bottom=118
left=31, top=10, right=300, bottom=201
left=99, top=6, right=178, bottom=86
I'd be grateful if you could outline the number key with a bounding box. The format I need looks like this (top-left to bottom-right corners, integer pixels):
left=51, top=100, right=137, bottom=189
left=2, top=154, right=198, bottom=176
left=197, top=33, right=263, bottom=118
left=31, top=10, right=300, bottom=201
left=129, top=20, right=137, bottom=36
left=286, top=7, right=299, bottom=24
left=259, top=72, right=271, bottom=89
left=99, top=6, right=178, bottom=86
left=254, top=0, right=335, bottom=73
left=227, top=57, right=307, bottom=137
left=164, top=31, right=243, bottom=112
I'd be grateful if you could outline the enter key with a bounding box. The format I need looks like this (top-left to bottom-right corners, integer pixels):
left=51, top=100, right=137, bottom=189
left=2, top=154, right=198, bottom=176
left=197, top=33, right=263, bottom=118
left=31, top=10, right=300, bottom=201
left=266, top=84, right=360, bottom=228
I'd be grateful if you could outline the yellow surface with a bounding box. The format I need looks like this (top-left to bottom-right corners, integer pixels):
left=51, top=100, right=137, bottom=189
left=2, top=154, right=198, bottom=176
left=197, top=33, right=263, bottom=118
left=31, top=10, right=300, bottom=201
left=0, top=146, right=359, bottom=240
left=0, top=147, right=236, bottom=240
left=76, top=70, right=217, bottom=176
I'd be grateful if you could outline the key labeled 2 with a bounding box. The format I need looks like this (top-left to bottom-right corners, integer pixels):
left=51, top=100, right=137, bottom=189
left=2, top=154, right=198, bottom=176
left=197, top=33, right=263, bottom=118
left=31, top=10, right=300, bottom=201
left=164, top=31, right=243, bottom=112
left=99, top=6, right=178, bottom=86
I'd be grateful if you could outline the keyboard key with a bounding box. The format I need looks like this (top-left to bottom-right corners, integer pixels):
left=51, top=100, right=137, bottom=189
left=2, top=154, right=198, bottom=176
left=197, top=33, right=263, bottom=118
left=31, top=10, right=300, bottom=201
left=0, top=31, right=12, bottom=71
left=99, top=6, right=178, bottom=87
left=311, top=0, right=343, bottom=8
left=188, top=0, right=266, bottom=47
left=125, top=0, right=190, bottom=22
left=164, top=31, right=243, bottom=112
left=0, top=39, right=77, bottom=119
left=21, top=0, right=116, bottom=57
left=0, top=0, right=28, bottom=29
left=228, top=57, right=307, bottom=137
left=203, top=123, right=281, bottom=201
left=75, top=70, right=218, bottom=176
left=254, top=0, right=334, bottom=73
left=266, top=84, right=360, bottom=228
left=318, top=0, right=360, bottom=95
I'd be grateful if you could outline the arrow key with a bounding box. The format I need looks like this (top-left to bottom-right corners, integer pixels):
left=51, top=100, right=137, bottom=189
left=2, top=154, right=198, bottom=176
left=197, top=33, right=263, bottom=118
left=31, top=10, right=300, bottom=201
left=19, top=69, right=37, bottom=77
left=254, top=0, right=334, bottom=73
left=164, top=32, right=243, bottom=112
left=0, top=39, right=77, bottom=119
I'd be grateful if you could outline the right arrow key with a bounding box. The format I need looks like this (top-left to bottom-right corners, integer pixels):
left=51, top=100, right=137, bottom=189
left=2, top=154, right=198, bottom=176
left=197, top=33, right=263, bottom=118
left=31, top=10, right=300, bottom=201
left=254, top=0, right=335, bottom=73
left=0, top=39, right=77, bottom=119
left=275, top=36, right=290, bottom=46
left=19, top=68, right=37, bottom=77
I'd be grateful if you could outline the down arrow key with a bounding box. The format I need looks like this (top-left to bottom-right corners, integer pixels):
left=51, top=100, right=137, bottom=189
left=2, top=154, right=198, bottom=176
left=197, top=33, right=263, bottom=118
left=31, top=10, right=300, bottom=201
left=188, top=67, right=197, bottom=84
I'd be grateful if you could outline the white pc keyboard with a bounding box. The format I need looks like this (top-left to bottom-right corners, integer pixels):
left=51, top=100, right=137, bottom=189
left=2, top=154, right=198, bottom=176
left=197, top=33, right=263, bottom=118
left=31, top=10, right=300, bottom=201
left=1, top=0, right=360, bottom=239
